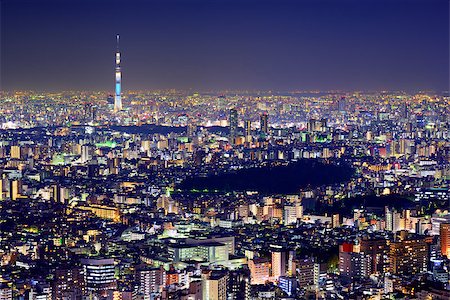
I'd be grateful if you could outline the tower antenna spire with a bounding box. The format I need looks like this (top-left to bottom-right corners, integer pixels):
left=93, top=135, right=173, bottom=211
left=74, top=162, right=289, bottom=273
left=114, top=34, right=122, bottom=112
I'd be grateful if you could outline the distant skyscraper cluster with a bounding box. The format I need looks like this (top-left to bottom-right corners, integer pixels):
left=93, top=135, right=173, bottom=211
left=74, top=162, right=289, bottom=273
left=0, top=61, right=449, bottom=298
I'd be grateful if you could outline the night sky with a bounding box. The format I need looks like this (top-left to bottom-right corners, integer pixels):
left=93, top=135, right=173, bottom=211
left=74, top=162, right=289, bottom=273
left=1, top=0, right=449, bottom=92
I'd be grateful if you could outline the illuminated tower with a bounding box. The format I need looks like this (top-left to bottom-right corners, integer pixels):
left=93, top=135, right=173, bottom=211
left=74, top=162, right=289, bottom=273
left=244, top=119, right=252, bottom=142
left=114, top=34, right=122, bottom=112
left=441, top=223, right=450, bottom=257
left=260, top=113, right=268, bottom=134
left=229, top=108, right=238, bottom=143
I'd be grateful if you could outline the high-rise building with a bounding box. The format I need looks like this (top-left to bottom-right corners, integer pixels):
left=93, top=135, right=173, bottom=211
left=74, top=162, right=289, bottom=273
left=332, top=213, right=340, bottom=228
left=296, top=257, right=319, bottom=290
left=137, top=267, right=165, bottom=299
left=84, top=103, right=97, bottom=123
left=260, top=113, right=268, bottom=134
left=228, top=269, right=250, bottom=300
left=440, top=223, right=450, bottom=257
left=283, top=205, right=298, bottom=226
left=248, top=258, right=271, bottom=285
left=81, top=258, right=116, bottom=295
left=339, top=243, right=372, bottom=278
left=51, top=267, right=84, bottom=300
left=431, top=211, right=450, bottom=235
left=9, top=180, right=20, bottom=200
left=81, top=144, right=94, bottom=164
left=271, top=250, right=287, bottom=279
left=283, top=203, right=302, bottom=226
left=244, top=120, right=252, bottom=142
left=10, top=146, right=20, bottom=159
left=359, top=238, right=389, bottom=275
left=278, top=276, right=297, bottom=297
left=229, top=108, right=238, bottom=143
left=114, top=34, right=122, bottom=112
left=202, top=270, right=228, bottom=300
left=389, top=234, right=428, bottom=276
left=385, top=207, right=402, bottom=232
left=400, top=102, right=408, bottom=119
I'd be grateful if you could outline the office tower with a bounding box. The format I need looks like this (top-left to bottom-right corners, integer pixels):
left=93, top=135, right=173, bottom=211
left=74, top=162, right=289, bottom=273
left=440, top=223, right=450, bottom=257
left=296, top=257, right=319, bottom=290
left=278, top=276, right=297, bottom=297
left=400, top=102, right=408, bottom=119
left=244, top=119, right=251, bottom=142
left=52, top=184, right=67, bottom=203
left=81, top=144, right=94, bottom=164
left=91, top=105, right=97, bottom=122
left=137, top=267, right=165, bottom=299
left=287, top=250, right=296, bottom=276
left=320, top=118, right=328, bottom=132
left=81, top=258, right=116, bottom=295
left=385, top=207, right=402, bottom=232
left=332, top=214, right=340, bottom=228
left=0, top=177, right=6, bottom=201
left=271, top=250, right=287, bottom=279
left=283, top=203, right=303, bottom=226
left=51, top=267, right=84, bottom=300
left=359, top=238, right=389, bottom=274
left=248, top=258, right=271, bottom=285
left=339, top=242, right=375, bottom=279
left=114, top=34, right=122, bottom=112
left=389, top=235, right=428, bottom=276
left=283, top=205, right=298, bottom=226
left=10, top=145, right=20, bottom=159
left=228, top=269, right=250, bottom=300
left=260, top=113, right=268, bottom=134
left=202, top=270, right=228, bottom=300
left=229, top=108, right=238, bottom=143
left=9, top=180, right=20, bottom=200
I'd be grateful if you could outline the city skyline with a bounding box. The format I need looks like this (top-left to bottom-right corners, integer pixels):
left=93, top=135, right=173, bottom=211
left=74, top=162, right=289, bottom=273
left=1, top=0, right=449, bottom=92
left=0, top=1, right=449, bottom=299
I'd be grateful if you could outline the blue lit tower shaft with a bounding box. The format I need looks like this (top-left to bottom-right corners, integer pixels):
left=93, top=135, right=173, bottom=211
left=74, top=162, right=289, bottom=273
left=114, top=34, right=122, bottom=112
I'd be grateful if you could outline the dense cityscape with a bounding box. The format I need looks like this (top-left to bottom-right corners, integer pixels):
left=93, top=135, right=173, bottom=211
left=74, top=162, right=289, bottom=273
left=0, top=86, right=449, bottom=299
left=1, top=0, right=449, bottom=299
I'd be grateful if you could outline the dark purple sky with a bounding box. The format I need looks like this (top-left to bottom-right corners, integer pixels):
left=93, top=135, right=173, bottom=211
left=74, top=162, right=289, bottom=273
left=1, top=0, right=449, bottom=92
